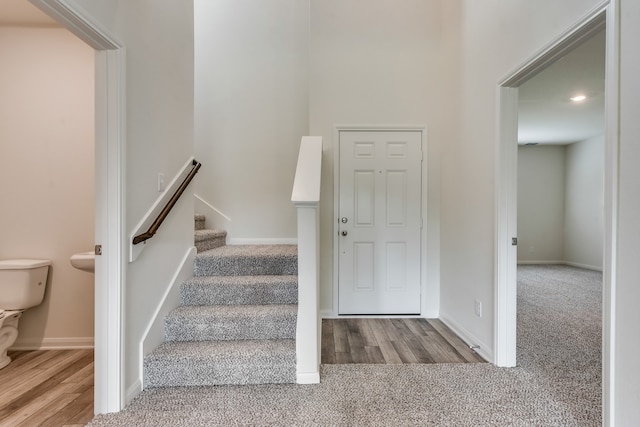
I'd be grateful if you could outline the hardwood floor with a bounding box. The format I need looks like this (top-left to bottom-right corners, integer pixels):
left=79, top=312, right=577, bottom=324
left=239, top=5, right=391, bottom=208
left=322, top=318, right=485, bottom=364
left=0, top=349, right=94, bottom=427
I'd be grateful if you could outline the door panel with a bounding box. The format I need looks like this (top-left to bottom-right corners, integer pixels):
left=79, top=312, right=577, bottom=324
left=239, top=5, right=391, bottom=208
left=338, top=130, right=422, bottom=314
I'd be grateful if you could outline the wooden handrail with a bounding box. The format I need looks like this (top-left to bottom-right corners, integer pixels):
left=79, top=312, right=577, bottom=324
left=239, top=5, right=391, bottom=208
left=132, top=160, right=202, bottom=245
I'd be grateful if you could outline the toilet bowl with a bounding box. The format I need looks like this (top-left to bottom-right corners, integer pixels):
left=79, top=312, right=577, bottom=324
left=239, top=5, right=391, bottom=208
left=0, top=259, right=50, bottom=369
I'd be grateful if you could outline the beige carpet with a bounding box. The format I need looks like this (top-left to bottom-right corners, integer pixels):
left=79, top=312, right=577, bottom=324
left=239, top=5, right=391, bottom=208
left=87, top=264, right=601, bottom=426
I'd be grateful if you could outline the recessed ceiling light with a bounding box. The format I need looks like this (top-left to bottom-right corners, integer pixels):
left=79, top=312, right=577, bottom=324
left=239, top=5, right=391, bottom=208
left=570, top=95, right=587, bottom=102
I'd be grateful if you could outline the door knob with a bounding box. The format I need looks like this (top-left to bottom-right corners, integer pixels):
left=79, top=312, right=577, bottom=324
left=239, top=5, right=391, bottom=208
left=341, top=217, right=348, bottom=223
left=341, top=230, right=348, bottom=236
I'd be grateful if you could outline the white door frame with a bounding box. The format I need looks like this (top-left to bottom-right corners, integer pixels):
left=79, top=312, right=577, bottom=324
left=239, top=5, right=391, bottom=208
left=495, top=1, right=619, bottom=424
left=332, top=125, right=427, bottom=317
left=30, top=0, right=125, bottom=413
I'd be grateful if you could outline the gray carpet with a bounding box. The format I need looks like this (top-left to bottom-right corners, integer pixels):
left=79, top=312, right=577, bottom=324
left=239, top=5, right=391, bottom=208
left=87, top=264, right=601, bottom=426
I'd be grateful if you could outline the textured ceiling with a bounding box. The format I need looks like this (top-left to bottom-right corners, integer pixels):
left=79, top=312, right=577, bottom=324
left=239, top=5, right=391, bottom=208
left=518, top=29, right=606, bottom=145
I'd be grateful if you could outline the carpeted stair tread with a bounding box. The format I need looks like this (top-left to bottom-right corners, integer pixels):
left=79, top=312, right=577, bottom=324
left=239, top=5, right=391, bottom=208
left=144, top=339, right=296, bottom=387
left=165, top=304, right=297, bottom=341
left=195, top=244, right=297, bottom=276
left=181, top=275, right=298, bottom=306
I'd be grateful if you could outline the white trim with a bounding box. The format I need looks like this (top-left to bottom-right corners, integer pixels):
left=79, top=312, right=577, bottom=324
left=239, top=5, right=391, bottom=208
left=498, top=3, right=608, bottom=86
left=319, top=309, right=334, bottom=319
left=516, top=260, right=565, bottom=265
left=332, top=125, right=427, bottom=317
left=495, top=87, right=518, bottom=367
left=517, top=260, right=603, bottom=272
left=296, top=372, right=321, bottom=384
left=96, top=47, right=125, bottom=415
left=194, top=194, right=232, bottom=222
left=321, top=314, right=426, bottom=319
left=10, top=337, right=94, bottom=350
left=125, top=380, right=142, bottom=408
left=139, top=247, right=196, bottom=392
left=564, top=261, right=603, bottom=272
left=495, top=2, right=618, bottom=423
left=439, top=313, right=493, bottom=363
left=29, top=0, right=126, bottom=414
left=603, top=2, right=620, bottom=425
left=29, top=0, right=121, bottom=50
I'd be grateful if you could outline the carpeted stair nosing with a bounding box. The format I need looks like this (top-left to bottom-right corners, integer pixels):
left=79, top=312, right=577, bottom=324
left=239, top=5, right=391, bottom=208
left=181, top=275, right=298, bottom=306
left=144, top=215, right=298, bottom=388
left=164, top=304, right=297, bottom=342
left=144, top=339, right=296, bottom=387
left=194, top=244, right=298, bottom=276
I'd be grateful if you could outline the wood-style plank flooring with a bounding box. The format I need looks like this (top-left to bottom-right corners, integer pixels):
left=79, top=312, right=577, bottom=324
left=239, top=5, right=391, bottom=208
left=0, top=320, right=477, bottom=425
left=322, top=318, right=485, bottom=364
left=0, top=349, right=94, bottom=427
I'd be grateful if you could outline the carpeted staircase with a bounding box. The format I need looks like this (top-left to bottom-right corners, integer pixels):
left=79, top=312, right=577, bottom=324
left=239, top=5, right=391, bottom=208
left=143, top=214, right=298, bottom=387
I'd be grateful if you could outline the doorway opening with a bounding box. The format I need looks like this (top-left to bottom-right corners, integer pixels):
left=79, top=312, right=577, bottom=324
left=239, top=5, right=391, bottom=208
left=29, top=0, right=125, bottom=414
left=496, top=3, right=618, bottom=424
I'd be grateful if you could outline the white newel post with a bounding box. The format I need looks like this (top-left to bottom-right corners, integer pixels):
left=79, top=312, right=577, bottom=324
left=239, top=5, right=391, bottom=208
left=291, top=136, right=322, bottom=384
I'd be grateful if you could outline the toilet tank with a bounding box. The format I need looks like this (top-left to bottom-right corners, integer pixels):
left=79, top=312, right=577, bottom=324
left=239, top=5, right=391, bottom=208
left=0, top=259, right=51, bottom=310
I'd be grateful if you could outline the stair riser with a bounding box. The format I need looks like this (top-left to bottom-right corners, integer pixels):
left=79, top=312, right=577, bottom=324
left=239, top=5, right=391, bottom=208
left=181, top=282, right=298, bottom=306
left=144, top=358, right=296, bottom=387
left=194, top=256, right=297, bottom=276
left=164, top=315, right=296, bottom=342
left=146, top=223, right=299, bottom=388
left=195, top=236, right=226, bottom=252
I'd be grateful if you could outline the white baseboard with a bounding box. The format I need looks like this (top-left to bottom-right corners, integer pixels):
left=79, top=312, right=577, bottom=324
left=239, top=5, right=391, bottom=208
left=439, top=313, right=493, bottom=363
left=563, top=261, right=603, bottom=272
left=140, top=246, right=196, bottom=390
left=321, top=313, right=425, bottom=319
left=517, top=260, right=602, bottom=272
left=517, top=260, right=564, bottom=265
left=125, top=379, right=142, bottom=406
left=228, top=238, right=298, bottom=245
left=320, top=309, right=334, bottom=318
left=10, top=337, right=94, bottom=350
left=297, top=372, right=320, bottom=384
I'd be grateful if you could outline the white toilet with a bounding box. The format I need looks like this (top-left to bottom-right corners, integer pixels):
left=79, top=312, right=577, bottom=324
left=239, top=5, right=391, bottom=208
left=0, top=259, right=50, bottom=369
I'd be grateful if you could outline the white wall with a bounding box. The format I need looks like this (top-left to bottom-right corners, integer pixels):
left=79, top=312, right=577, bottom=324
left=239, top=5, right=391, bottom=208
left=57, top=1, right=640, bottom=421
left=564, top=134, right=604, bottom=269
left=194, top=0, right=309, bottom=241
left=517, top=145, right=566, bottom=263
left=440, top=0, right=604, bottom=360
left=193, top=0, right=449, bottom=316
left=73, top=0, right=195, bottom=400
left=310, top=0, right=453, bottom=316
left=517, top=136, right=604, bottom=270
left=0, top=25, right=95, bottom=348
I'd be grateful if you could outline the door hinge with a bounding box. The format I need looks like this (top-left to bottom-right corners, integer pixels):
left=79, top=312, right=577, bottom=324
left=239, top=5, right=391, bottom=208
left=511, top=237, right=518, bottom=246
left=95, top=244, right=103, bottom=255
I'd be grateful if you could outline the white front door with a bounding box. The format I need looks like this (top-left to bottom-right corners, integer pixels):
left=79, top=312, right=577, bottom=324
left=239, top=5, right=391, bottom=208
left=338, top=130, right=422, bottom=314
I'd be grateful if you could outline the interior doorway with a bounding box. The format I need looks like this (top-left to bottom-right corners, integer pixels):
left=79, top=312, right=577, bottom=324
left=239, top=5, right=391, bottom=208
left=29, top=0, right=125, bottom=414
left=495, top=8, right=609, bottom=368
